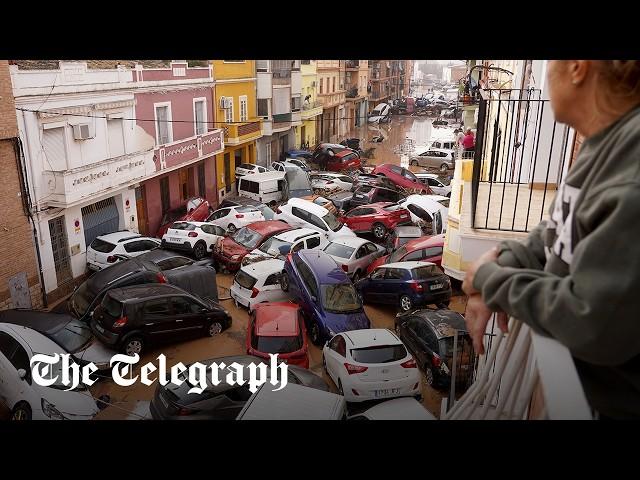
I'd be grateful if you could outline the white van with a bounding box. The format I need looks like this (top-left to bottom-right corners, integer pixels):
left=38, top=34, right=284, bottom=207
left=368, top=103, right=391, bottom=124
left=238, top=170, right=288, bottom=204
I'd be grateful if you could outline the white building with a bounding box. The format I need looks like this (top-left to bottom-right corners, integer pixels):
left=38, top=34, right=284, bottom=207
left=11, top=61, right=157, bottom=299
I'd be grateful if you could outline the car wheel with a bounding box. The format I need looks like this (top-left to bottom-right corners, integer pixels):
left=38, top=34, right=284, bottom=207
left=410, top=159, right=418, bottom=166
left=372, top=222, right=387, bottom=239
left=440, top=163, right=449, bottom=173
left=280, top=272, right=290, bottom=292
left=193, top=241, right=207, bottom=260
left=207, top=321, right=223, bottom=337
left=121, top=336, right=144, bottom=357
left=424, top=365, right=435, bottom=387
left=11, top=402, right=31, bottom=421
left=399, top=295, right=413, bottom=312
left=227, top=223, right=237, bottom=234
left=310, top=322, right=322, bottom=346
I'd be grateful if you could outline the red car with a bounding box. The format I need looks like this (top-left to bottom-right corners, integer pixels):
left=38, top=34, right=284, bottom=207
left=213, top=220, right=291, bottom=272
left=247, top=302, right=309, bottom=368
left=366, top=233, right=445, bottom=274
left=326, top=150, right=362, bottom=172
left=371, top=164, right=431, bottom=193
left=340, top=202, right=412, bottom=240
left=155, top=197, right=211, bottom=238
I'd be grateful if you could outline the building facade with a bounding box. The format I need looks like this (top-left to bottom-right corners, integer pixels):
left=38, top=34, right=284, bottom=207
left=211, top=60, right=263, bottom=202
left=344, top=60, right=369, bottom=131
left=297, top=60, right=323, bottom=148
left=316, top=60, right=346, bottom=143
left=0, top=61, right=43, bottom=309
left=255, top=60, right=302, bottom=167
left=368, top=60, right=401, bottom=109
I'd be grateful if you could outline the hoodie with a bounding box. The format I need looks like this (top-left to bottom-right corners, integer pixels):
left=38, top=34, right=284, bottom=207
left=473, top=105, right=640, bottom=419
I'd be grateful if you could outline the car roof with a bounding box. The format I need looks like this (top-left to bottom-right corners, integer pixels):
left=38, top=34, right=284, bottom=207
left=402, top=195, right=445, bottom=213
left=241, top=170, right=286, bottom=182
left=360, top=397, right=436, bottom=420
left=106, top=283, right=186, bottom=302
left=254, top=303, right=299, bottom=337
left=0, top=309, right=75, bottom=335
left=172, top=221, right=216, bottom=228
left=415, top=173, right=440, bottom=179
left=298, top=249, right=347, bottom=283
left=286, top=198, right=330, bottom=216
left=245, top=220, right=291, bottom=235
left=95, top=230, right=141, bottom=243
left=0, top=323, right=69, bottom=355
left=341, top=328, right=402, bottom=347
left=404, top=234, right=446, bottom=250
left=381, top=261, right=437, bottom=270
left=335, top=149, right=357, bottom=158
left=137, top=249, right=192, bottom=265
left=240, top=258, right=285, bottom=276
left=274, top=227, right=318, bottom=242
left=411, top=309, right=467, bottom=338
left=328, top=236, right=370, bottom=248
left=392, top=226, right=423, bottom=236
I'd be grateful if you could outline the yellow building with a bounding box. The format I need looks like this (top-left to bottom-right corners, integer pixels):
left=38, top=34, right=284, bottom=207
left=211, top=60, right=263, bottom=204
left=296, top=60, right=323, bottom=148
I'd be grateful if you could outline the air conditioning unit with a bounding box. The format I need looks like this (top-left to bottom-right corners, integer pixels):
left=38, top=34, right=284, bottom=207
left=72, top=123, right=92, bottom=140
left=219, top=97, right=232, bottom=109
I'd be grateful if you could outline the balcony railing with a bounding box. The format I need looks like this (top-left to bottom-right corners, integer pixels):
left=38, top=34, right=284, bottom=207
left=345, top=60, right=359, bottom=69
left=223, top=120, right=262, bottom=145
left=272, top=113, right=292, bottom=129
left=345, top=87, right=358, bottom=98
left=470, top=89, right=571, bottom=232
left=302, top=100, right=322, bottom=110
left=272, top=68, right=292, bottom=85
left=317, top=91, right=345, bottom=108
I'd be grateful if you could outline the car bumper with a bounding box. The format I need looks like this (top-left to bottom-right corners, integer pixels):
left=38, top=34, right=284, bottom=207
left=413, top=291, right=451, bottom=307
left=161, top=239, right=196, bottom=254
left=229, top=285, right=251, bottom=309
left=342, top=371, right=421, bottom=403
left=90, top=318, right=120, bottom=347
left=87, top=261, right=104, bottom=272
left=213, top=252, right=242, bottom=272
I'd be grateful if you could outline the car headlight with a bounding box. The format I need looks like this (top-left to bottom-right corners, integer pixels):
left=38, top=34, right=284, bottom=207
left=41, top=398, right=66, bottom=420
left=231, top=254, right=241, bottom=260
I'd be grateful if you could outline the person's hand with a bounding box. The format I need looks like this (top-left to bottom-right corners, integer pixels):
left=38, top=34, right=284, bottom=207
left=462, top=246, right=499, bottom=296
left=465, top=294, right=509, bottom=355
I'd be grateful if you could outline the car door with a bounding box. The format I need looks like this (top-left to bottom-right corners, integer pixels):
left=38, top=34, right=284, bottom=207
left=140, top=298, right=176, bottom=341
left=306, top=212, right=330, bottom=239
left=208, top=208, right=231, bottom=228
left=353, top=244, right=371, bottom=274
left=200, top=224, right=225, bottom=251
left=401, top=317, right=426, bottom=364
left=170, top=296, right=208, bottom=339
left=360, top=267, right=386, bottom=302
left=325, top=334, right=347, bottom=384
left=262, top=271, right=287, bottom=303
left=343, top=207, right=368, bottom=232
left=383, top=267, right=408, bottom=304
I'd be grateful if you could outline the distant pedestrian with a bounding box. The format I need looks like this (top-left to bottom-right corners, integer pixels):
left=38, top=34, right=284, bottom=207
left=462, top=128, right=475, bottom=152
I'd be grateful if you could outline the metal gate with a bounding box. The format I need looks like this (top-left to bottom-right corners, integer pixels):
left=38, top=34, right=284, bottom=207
left=81, top=197, right=120, bottom=247
left=48, top=216, right=72, bottom=286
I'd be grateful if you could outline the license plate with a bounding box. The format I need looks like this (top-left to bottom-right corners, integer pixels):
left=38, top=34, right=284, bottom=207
left=95, top=323, right=105, bottom=334
left=430, top=283, right=443, bottom=290
left=374, top=388, right=400, bottom=398
left=168, top=237, right=181, bottom=243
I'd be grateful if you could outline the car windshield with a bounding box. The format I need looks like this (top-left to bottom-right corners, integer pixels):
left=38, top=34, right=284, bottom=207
left=439, top=335, right=473, bottom=361
left=101, top=294, right=123, bottom=318
left=388, top=245, right=408, bottom=263
left=321, top=284, right=362, bottom=313
left=50, top=319, right=94, bottom=353
left=239, top=163, right=254, bottom=170
left=161, top=206, right=187, bottom=225
left=324, top=242, right=355, bottom=259
left=71, top=282, right=94, bottom=317
left=254, top=335, right=302, bottom=354
left=383, top=203, right=403, bottom=212
left=350, top=344, right=407, bottom=364
left=413, top=265, right=444, bottom=279
left=89, top=238, right=116, bottom=253
left=235, top=270, right=257, bottom=290
left=322, top=212, right=343, bottom=232
left=232, top=227, right=263, bottom=249
left=259, top=237, right=292, bottom=256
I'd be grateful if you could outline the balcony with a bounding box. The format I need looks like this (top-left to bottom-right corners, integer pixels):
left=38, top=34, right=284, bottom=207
left=153, top=130, right=224, bottom=173
left=272, top=112, right=292, bottom=132
left=301, top=100, right=323, bottom=119
left=345, top=60, right=359, bottom=70
left=440, top=317, right=592, bottom=420
left=223, top=120, right=262, bottom=146
left=272, top=69, right=292, bottom=86
left=41, top=149, right=154, bottom=208
left=317, top=60, right=340, bottom=70
left=317, top=91, right=345, bottom=108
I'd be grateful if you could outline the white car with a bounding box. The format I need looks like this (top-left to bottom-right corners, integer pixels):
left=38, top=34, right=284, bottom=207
left=399, top=194, right=449, bottom=234
left=274, top=198, right=356, bottom=241
left=0, top=323, right=100, bottom=420
left=236, top=163, right=268, bottom=178
left=414, top=173, right=452, bottom=197
left=322, top=328, right=421, bottom=403
left=86, top=231, right=160, bottom=271
left=161, top=221, right=226, bottom=260
left=347, top=397, right=436, bottom=420
left=323, top=236, right=386, bottom=282
left=242, top=228, right=327, bottom=266
left=409, top=148, right=455, bottom=172
left=310, top=172, right=354, bottom=192
left=229, top=259, right=291, bottom=310
left=207, top=205, right=265, bottom=233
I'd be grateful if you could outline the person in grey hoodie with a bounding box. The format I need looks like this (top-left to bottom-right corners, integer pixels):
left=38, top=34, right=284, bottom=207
left=462, top=60, right=640, bottom=419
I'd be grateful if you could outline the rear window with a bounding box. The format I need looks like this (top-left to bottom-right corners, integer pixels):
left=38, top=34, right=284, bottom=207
left=235, top=270, right=258, bottom=290
left=51, top=319, right=93, bottom=353
left=171, top=222, right=196, bottom=231
left=254, top=335, right=302, bottom=354
left=324, top=243, right=355, bottom=259
left=240, top=180, right=260, bottom=194
left=413, top=265, right=444, bottom=279
left=90, top=238, right=116, bottom=253
left=232, top=227, right=263, bottom=249
left=350, top=344, right=408, bottom=364
left=382, top=204, right=403, bottom=212
left=101, top=294, right=123, bottom=318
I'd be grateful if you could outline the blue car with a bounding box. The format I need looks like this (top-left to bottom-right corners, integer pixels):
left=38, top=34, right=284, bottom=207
left=285, top=149, right=313, bottom=161
left=355, top=261, right=451, bottom=313
left=280, top=249, right=370, bottom=345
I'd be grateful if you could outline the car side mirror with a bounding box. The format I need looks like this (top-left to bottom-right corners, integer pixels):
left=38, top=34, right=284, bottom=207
left=17, top=369, right=27, bottom=380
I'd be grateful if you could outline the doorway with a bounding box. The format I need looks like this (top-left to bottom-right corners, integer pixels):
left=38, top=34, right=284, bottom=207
left=48, top=216, right=72, bottom=286
left=135, top=186, right=148, bottom=235
left=224, top=152, right=231, bottom=193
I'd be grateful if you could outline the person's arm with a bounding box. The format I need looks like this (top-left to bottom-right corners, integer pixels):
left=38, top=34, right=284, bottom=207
left=494, top=221, right=548, bottom=271
left=473, top=183, right=640, bottom=366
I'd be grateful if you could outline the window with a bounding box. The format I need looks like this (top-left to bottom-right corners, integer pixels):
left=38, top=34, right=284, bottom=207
left=413, top=265, right=444, bottom=279
left=370, top=268, right=386, bottom=280
left=351, top=345, right=408, bottom=364
left=235, top=270, right=257, bottom=290
left=389, top=165, right=402, bottom=175
left=155, top=104, right=172, bottom=144
left=160, top=177, right=170, bottom=214
left=355, top=245, right=368, bottom=259
left=298, top=262, right=318, bottom=298
left=124, top=240, right=158, bottom=253
left=224, top=97, right=234, bottom=123
left=291, top=96, right=301, bottom=111
left=332, top=77, right=336, bottom=92
left=407, top=204, right=431, bottom=221
left=0, top=332, right=19, bottom=362
left=375, top=189, right=397, bottom=202
left=385, top=268, right=406, bottom=280
left=306, top=236, right=320, bottom=249
left=172, top=297, right=201, bottom=314
left=404, top=249, right=424, bottom=261
left=365, top=242, right=379, bottom=254
left=107, top=118, right=125, bottom=157
left=401, top=169, right=418, bottom=181
left=239, top=179, right=260, bottom=195
left=157, top=256, right=193, bottom=271
left=143, top=299, right=171, bottom=315
left=319, top=78, right=323, bottom=94
left=291, top=206, right=309, bottom=223
left=329, top=335, right=346, bottom=357
left=423, top=246, right=443, bottom=258
left=90, top=238, right=116, bottom=253
left=307, top=213, right=328, bottom=231
left=258, top=99, right=269, bottom=118
left=321, top=284, right=362, bottom=313
left=264, top=273, right=281, bottom=286
left=239, top=96, right=248, bottom=122
left=324, top=242, right=354, bottom=259
left=194, top=99, right=207, bottom=135
left=42, top=127, right=67, bottom=171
